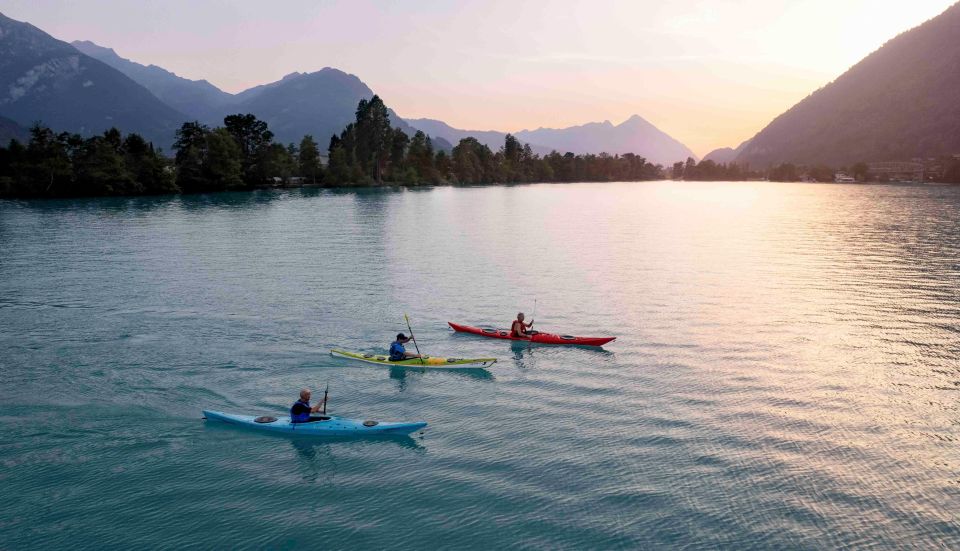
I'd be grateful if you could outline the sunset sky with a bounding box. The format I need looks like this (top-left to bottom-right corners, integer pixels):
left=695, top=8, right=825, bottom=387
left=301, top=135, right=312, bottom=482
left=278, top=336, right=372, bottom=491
left=4, top=0, right=955, bottom=156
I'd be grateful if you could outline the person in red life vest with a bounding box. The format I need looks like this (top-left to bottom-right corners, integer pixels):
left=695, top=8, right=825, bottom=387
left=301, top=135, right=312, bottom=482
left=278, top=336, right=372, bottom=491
left=511, top=312, right=537, bottom=338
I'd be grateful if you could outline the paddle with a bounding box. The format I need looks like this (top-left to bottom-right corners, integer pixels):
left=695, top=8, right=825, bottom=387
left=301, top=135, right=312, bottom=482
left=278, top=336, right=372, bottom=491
left=404, top=313, right=426, bottom=365
left=321, top=383, right=329, bottom=414
left=527, top=298, right=538, bottom=349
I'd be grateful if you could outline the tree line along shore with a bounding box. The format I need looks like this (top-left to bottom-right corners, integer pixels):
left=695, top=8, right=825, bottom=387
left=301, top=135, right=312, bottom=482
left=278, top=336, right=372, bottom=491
left=0, top=96, right=663, bottom=199
left=3, top=95, right=958, bottom=199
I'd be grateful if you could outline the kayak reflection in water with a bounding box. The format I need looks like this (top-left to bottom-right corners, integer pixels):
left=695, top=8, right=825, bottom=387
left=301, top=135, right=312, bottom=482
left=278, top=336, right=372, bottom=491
left=290, top=388, right=327, bottom=423
left=511, top=312, right=538, bottom=339
left=389, top=333, right=422, bottom=361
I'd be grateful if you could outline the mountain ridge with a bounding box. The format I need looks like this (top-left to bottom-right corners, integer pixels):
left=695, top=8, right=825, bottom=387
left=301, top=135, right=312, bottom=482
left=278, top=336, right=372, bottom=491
left=514, top=114, right=697, bottom=165
left=15, top=21, right=693, bottom=163
left=0, top=12, right=186, bottom=147
left=703, top=138, right=752, bottom=164
left=69, top=40, right=446, bottom=148
left=407, top=114, right=696, bottom=165
left=71, top=39, right=234, bottom=122
left=736, top=2, right=960, bottom=166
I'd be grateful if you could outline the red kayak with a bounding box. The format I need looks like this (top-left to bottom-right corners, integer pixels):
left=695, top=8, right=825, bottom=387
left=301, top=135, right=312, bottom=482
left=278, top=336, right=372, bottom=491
left=448, top=322, right=615, bottom=347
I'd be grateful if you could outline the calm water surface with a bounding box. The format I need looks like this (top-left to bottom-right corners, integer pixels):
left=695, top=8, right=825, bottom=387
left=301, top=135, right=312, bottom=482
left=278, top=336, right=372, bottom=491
left=1, top=181, right=958, bottom=549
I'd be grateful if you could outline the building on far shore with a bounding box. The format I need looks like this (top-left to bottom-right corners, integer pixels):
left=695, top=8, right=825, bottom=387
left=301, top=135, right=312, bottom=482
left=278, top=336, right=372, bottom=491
left=867, top=158, right=953, bottom=182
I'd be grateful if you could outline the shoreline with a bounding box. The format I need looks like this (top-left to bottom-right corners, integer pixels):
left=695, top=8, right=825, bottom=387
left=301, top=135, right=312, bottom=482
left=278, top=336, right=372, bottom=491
left=3, top=178, right=959, bottom=202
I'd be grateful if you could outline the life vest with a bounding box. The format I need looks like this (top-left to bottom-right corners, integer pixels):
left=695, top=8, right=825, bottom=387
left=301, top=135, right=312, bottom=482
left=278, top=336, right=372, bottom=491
left=290, top=399, right=312, bottom=423
left=511, top=320, right=525, bottom=337
left=389, top=341, right=406, bottom=361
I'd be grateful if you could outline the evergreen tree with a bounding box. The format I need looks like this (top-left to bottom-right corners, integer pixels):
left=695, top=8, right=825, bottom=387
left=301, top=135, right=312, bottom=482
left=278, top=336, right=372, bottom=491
left=259, top=143, right=297, bottom=184
left=25, top=125, right=73, bottom=195
left=74, top=129, right=135, bottom=195
left=327, top=145, right=352, bottom=184
left=407, top=131, right=436, bottom=183
left=223, top=113, right=274, bottom=186
left=173, top=122, right=211, bottom=192
left=298, top=135, right=322, bottom=184
left=389, top=128, right=409, bottom=180
left=122, top=134, right=176, bottom=194
left=203, top=128, right=244, bottom=190
left=354, top=96, right=393, bottom=182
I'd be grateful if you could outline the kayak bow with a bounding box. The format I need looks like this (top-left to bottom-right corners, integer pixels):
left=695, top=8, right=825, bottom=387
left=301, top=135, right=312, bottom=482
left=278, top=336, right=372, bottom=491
left=331, top=348, right=496, bottom=369
left=448, top=322, right=615, bottom=347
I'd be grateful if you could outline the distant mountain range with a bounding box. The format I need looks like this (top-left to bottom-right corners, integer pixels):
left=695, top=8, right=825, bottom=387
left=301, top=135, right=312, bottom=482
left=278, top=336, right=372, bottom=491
left=405, top=118, right=549, bottom=155
left=0, top=12, right=186, bottom=148
left=1, top=12, right=694, bottom=162
left=734, top=2, right=960, bottom=166
left=518, top=116, right=696, bottom=165
left=72, top=40, right=431, bottom=148
left=71, top=40, right=233, bottom=122
left=407, top=115, right=696, bottom=165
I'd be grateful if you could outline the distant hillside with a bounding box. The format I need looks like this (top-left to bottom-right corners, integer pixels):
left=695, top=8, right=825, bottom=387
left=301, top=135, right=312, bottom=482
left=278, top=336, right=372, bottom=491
left=702, top=148, right=736, bottom=164
left=67, top=38, right=446, bottom=149
left=737, top=2, right=960, bottom=166
left=703, top=139, right=752, bottom=164
left=516, top=115, right=696, bottom=166
left=0, top=115, right=27, bottom=144
left=223, top=69, right=428, bottom=146
left=71, top=40, right=234, bottom=122
left=405, top=118, right=552, bottom=154
left=408, top=115, right=696, bottom=165
left=0, top=12, right=185, bottom=147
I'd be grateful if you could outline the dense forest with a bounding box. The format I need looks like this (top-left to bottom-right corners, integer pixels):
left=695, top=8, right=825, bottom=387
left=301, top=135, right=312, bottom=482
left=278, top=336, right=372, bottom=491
left=0, top=96, right=665, bottom=198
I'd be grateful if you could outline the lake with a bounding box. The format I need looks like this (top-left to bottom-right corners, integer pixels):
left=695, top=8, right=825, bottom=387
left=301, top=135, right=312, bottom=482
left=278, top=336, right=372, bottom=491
left=1, top=181, right=958, bottom=549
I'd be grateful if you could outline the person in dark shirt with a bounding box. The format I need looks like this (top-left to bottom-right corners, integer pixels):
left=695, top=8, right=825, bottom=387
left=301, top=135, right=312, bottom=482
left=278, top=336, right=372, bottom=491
left=389, top=333, right=421, bottom=361
left=290, top=388, right=325, bottom=423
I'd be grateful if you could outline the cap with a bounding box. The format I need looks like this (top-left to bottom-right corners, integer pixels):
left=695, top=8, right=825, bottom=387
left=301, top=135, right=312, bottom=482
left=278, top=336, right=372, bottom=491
left=396, top=333, right=410, bottom=342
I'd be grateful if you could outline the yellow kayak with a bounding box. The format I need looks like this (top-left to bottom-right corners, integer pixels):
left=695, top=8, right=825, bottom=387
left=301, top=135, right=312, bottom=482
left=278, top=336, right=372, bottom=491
left=330, top=348, right=496, bottom=369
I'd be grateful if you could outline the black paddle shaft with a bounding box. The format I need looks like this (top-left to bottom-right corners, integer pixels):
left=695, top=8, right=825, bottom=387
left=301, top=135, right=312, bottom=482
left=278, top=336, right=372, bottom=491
left=404, top=314, right=426, bottom=365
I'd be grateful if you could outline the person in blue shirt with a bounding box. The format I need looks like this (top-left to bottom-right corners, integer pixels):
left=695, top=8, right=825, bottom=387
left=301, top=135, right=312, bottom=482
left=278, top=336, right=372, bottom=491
left=389, top=333, right=421, bottom=361
left=290, top=388, right=325, bottom=423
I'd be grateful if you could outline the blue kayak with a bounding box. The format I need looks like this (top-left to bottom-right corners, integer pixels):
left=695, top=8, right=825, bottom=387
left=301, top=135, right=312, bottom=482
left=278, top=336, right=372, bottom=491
left=202, top=410, right=427, bottom=436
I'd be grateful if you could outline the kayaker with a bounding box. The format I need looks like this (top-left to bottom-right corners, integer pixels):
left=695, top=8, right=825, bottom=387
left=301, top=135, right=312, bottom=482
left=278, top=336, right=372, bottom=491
left=511, top=312, right=536, bottom=338
left=290, top=388, right=325, bottom=423
left=389, top=333, right=421, bottom=361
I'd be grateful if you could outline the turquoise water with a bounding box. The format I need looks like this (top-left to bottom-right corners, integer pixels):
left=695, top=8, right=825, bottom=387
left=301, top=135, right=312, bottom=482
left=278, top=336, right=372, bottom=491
left=1, top=182, right=958, bottom=549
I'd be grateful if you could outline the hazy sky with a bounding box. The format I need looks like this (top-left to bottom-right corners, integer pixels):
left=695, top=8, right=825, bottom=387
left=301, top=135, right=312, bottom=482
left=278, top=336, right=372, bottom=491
left=3, top=0, right=955, bottom=156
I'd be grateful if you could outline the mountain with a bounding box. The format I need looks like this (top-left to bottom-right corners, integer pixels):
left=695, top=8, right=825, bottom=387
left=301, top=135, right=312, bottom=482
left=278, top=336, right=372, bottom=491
left=404, top=118, right=551, bottom=155
left=68, top=39, right=447, bottom=149
left=225, top=69, right=431, bottom=147
left=736, top=3, right=960, bottom=166
left=702, top=147, right=736, bottom=164
left=0, top=12, right=186, bottom=147
left=515, top=115, right=696, bottom=166
left=703, top=139, right=752, bottom=164
left=0, top=115, right=28, bottom=144
left=71, top=40, right=233, bottom=122
left=407, top=115, right=696, bottom=165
